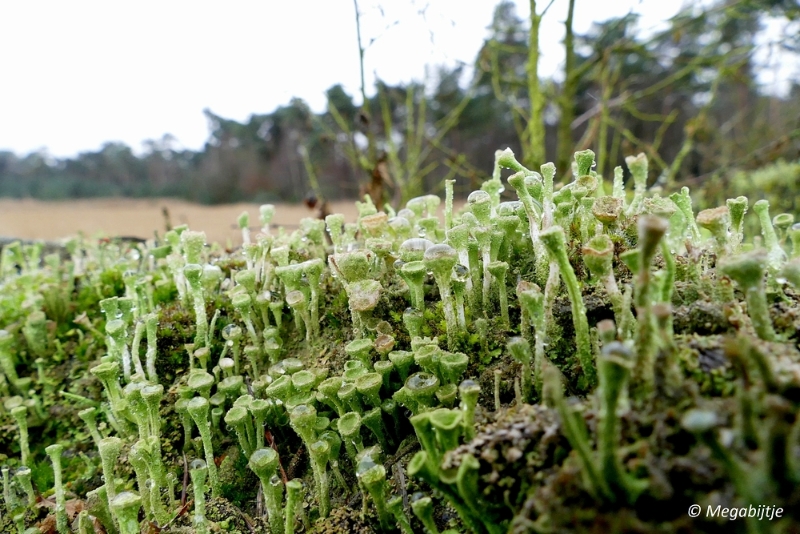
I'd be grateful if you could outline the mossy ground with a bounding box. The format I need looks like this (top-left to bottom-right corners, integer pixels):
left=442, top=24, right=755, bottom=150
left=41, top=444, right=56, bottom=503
left=0, top=260, right=796, bottom=533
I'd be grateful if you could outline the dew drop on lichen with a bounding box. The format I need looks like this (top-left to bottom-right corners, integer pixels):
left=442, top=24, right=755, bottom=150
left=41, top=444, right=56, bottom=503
left=407, top=372, right=438, bottom=390
left=400, top=238, right=434, bottom=260
left=356, top=455, right=378, bottom=477
left=468, top=190, right=491, bottom=205
left=222, top=324, right=239, bottom=339
left=452, top=264, right=469, bottom=281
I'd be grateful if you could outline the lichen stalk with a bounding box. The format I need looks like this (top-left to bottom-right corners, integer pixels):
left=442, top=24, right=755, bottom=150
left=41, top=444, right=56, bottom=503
left=424, top=244, right=459, bottom=349
left=190, top=460, right=210, bottom=534
left=10, top=406, right=30, bottom=466
left=183, top=264, right=209, bottom=349
left=249, top=448, right=284, bottom=534
left=543, top=365, right=610, bottom=501
left=45, top=444, right=69, bottom=534
left=633, top=216, right=668, bottom=395
left=284, top=479, right=303, bottom=534
left=720, top=250, right=777, bottom=341
left=186, top=397, right=220, bottom=497
left=144, top=313, right=159, bottom=382
left=540, top=226, right=596, bottom=386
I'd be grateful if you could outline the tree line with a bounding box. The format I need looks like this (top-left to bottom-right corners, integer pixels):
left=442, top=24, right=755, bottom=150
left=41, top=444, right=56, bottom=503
left=0, top=0, right=797, bottom=206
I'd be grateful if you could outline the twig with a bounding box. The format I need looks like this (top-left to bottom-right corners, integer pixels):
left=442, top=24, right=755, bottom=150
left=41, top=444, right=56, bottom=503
left=265, top=430, right=288, bottom=484
left=571, top=94, right=629, bottom=130
left=151, top=499, right=193, bottom=532
left=287, top=446, right=305, bottom=481
left=393, top=463, right=409, bottom=514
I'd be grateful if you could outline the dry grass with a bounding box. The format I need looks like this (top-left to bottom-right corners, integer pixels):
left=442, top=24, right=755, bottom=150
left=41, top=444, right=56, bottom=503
left=0, top=198, right=361, bottom=245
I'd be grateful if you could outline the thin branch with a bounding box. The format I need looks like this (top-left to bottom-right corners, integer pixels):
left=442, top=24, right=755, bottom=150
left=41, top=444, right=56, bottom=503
left=605, top=115, right=670, bottom=171
left=540, top=0, right=557, bottom=18
left=571, top=94, right=629, bottom=129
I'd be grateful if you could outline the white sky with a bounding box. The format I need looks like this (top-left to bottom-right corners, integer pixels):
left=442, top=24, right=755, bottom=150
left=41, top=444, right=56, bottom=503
left=0, top=0, right=794, bottom=158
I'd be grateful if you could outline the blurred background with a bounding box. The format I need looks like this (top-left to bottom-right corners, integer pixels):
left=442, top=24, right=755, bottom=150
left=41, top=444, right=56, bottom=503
left=0, top=0, right=798, bottom=239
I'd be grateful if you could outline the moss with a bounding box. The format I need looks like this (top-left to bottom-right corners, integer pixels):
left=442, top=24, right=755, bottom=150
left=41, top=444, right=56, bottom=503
left=154, top=302, right=196, bottom=384
left=443, top=404, right=567, bottom=515
left=218, top=445, right=261, bottom=509
left=312, top=505, right=377, bottom=534
left=205, top=496, right=257, bottom=533
left=672, top=300, right=732, bottom=335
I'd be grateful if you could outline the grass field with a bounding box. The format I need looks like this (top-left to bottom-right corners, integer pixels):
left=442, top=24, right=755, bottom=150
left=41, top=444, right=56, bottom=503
left=0, top=198, right=361, bottom=245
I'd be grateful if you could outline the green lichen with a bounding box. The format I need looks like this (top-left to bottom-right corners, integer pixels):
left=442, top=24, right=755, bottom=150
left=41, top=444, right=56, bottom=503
left=3, top=151, right=800, bottom=534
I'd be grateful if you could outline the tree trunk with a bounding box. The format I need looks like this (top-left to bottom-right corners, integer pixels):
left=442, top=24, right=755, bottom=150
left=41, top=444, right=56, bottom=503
left=556, top=0, right=576, bottom=176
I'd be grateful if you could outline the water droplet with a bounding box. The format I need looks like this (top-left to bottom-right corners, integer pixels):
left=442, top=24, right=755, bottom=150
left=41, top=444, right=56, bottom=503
left=222, top=324, right=242, bottom=340
left=498, top=201, right=522, bottom=216
left=406, top=372, right=438, bottom=391
left=400, top=238, right=434, bottom=254
left=356, top=456, right=378, bottom=477
left=269, top=361, right=287, bottom=376
left=344, top=360, right=364, bottom=371
left=389, top=216, right=411, bottom=233
left=452, top=264, right=469, bottom=281
left=468, top=190, right=491, bottom=205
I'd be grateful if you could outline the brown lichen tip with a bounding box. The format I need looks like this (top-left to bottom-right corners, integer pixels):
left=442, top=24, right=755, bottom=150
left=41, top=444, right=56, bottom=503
left=592, top=196, right=623, bottom=225
left=348, top=280, right=382, bottom=312
left=696, top=206, right=730, bottom=235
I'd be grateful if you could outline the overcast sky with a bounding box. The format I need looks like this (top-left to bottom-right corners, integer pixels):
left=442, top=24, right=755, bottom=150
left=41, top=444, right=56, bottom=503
left=0, top=0, right=794, bottom=158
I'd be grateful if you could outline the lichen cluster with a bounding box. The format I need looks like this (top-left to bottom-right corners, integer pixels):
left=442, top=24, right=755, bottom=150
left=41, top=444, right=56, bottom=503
left=1, top=148, right=800, bottom=533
